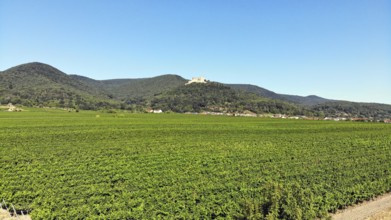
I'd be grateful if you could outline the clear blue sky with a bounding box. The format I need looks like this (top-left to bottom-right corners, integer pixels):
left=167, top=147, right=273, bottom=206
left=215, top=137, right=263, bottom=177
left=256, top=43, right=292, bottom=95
left=1, top=0, right=390, bottom=104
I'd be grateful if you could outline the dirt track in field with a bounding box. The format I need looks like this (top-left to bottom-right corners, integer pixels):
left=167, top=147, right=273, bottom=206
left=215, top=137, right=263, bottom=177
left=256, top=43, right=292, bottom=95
left=332, top=192, right=391, bottom=220
left=0, top=209, right=31, bottom=220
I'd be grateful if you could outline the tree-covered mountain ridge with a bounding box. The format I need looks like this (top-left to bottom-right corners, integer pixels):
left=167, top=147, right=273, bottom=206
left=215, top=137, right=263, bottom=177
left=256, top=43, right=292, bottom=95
left=1, top=62, right=391, bottom=120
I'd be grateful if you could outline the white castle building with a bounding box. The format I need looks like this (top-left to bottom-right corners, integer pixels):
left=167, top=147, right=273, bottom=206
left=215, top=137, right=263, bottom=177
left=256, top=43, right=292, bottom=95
left=186, top=77, right=207, bottom=85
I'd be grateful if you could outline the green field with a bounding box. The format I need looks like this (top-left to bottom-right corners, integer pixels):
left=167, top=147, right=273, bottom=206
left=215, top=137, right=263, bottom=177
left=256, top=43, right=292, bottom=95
left=1, top=110, right=390, bottom=219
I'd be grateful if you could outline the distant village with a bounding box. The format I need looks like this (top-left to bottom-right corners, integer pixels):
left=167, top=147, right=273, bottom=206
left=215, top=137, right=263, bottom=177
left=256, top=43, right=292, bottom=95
left=2, top=101, right=390, bottom=123
left=185, top=111, right=391, bottom=123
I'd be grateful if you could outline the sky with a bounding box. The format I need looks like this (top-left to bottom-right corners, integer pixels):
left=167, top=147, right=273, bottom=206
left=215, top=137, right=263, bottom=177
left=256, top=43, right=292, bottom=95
left=0, top=0, right=390, bottom=104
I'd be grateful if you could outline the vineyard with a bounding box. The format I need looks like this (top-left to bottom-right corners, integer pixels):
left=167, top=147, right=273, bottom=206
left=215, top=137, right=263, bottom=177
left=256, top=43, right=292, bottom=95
left=0, top=110, right=390, bottom=219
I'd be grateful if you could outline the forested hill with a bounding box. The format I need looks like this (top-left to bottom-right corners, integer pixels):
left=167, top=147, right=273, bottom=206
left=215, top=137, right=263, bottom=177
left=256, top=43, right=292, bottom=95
left=0, top=62, right=116, bottom=109
left=227, top=84, right=332, bottom=106
left=151, top=83, right=303, bottom=114
left=311, top=101, right=391, bottom=119
left=70, top=74, right=187, bottom=100
left=0, top=62, right=187, bottom=109
left=1, top=62, right=390, bottom=120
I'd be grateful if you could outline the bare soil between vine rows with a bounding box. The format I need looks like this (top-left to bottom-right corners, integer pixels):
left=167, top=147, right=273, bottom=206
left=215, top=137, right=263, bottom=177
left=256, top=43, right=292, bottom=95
left=332, top=192, right=391, bottom=220
left=0, top=209, right=31, bottom=220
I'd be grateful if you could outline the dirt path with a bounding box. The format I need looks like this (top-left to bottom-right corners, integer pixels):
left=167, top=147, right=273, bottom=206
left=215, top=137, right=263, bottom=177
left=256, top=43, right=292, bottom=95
left=332, top=192, right=391, bottom=220
left=366, top=207, right=391, bottom=220
left=0, top=209, right=31, bottom=220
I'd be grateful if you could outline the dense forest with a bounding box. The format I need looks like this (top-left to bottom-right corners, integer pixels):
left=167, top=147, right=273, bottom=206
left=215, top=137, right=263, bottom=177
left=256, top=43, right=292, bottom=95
left=151, top=83, right=303, bottom=115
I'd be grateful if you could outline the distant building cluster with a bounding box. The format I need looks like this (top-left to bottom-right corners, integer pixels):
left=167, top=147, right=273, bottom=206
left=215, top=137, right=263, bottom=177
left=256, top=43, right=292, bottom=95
left=186, top=77, right=207, bottom=85
left=183, top=111, right=391, bottom=123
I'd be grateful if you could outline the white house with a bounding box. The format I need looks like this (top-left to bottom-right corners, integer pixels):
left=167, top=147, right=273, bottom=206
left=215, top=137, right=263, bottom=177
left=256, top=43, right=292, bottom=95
left=7, top=103, right=16, bottom=112
left=186, top=77, right=207, bottom=85
left=148, top=109, right=163, bottom=114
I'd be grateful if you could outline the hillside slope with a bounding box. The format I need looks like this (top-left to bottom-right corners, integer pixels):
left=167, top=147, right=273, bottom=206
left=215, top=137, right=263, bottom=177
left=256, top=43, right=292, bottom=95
left=0, top=62, right=117, bottom=109
left=311, top=101, right=391, bottom=119
left=70, top=74, right=187, bottom=100
left=151, top=83, right=303, bottom=114
left=228, top=84, right=331, bottom=106
left=101, top=74, right=187, bottom=100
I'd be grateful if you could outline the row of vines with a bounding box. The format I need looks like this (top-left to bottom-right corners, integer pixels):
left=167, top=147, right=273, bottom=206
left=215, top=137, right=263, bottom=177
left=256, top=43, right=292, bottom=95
left=0, top=111, right=390, bottom=219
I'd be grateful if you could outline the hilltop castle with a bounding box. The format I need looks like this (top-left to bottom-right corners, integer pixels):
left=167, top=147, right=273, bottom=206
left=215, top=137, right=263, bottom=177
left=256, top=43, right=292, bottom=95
left=186, top=77, right=207, bottom=85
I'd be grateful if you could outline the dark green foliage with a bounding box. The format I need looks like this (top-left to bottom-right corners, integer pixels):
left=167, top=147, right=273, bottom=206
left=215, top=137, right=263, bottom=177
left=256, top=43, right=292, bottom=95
left=228, top=84, right=391, bottom=119
left=1, top=112, right=391, bottom=219
left=228, top=84, right=332, bottom=106
left=311, top=101, right=391, bottom=120
left=98, top=74, right=188, bottom=100
left=70, top=74, right=187, bottom=100
left=0, top=63, right=187, bottom=111
left=0, top=63, right=118, bottom=110
left=151, top=83, right=303, bottom=114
